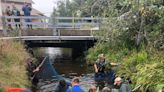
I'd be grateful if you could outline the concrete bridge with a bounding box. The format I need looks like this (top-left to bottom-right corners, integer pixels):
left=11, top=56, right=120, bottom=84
left=0, top=16, right=102, bottom=41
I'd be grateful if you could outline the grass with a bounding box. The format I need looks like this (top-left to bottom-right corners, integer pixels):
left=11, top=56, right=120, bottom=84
left=0, top=40, right=30, bottom=91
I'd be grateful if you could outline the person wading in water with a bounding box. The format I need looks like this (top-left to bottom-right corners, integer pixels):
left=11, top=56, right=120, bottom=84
left=94, top=54, right=107, bottom=81
left=94, top=54, right=118, bottom=89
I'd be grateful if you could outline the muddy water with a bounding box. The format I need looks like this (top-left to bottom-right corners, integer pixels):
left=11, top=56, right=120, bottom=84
left=32, top=47, right=97, bottom=92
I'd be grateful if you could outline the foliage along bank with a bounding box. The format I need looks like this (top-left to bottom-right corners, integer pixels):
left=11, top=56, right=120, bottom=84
left=85, top=0, right=164, bottom=92
left=0, top=40, right=30, bottom=91
left=52, top=0, right=164, bottom=91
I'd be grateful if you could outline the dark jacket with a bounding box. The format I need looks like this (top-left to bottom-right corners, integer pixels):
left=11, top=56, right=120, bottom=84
left=54, top=83, right=69, bottom=92
left=113, top=81, right=132, bottom=92
left=95, top=59, right=107, bottom=73
left=22, top=5, right=32, bottom=16
left=119, top=81, right=131, bottom=92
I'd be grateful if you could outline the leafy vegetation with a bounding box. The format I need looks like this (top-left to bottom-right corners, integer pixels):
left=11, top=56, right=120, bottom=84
left=85, top=0, right=164, bottom=91
left=0, top=40, right=30, bottom=91
left=52, top=0, right=164, bottom=91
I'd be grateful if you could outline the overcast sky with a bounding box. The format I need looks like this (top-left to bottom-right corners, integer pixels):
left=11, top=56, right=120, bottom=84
left=33, top=0, right=58, bottom=16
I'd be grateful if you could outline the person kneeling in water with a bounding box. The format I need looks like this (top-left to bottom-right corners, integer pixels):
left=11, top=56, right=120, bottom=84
left=54, top=79, right=70, bottom=92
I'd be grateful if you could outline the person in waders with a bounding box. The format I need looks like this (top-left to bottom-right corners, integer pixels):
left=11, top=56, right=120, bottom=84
left=94, top=54, right=117, bottom=89
left=93, top=54, right=107, bottom=90
left=94, top=54, right=107, bottom=81
left=54, top=79, right=70, bottom=92
left=112, top=77, right=132, bottom=92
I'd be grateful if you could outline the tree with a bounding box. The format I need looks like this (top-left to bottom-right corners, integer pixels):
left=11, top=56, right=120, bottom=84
left=86, top=0, right=164, bottom=91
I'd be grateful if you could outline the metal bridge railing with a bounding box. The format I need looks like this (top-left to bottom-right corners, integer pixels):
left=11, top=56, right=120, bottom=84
left=0, top=16, right=102, bottom=37
left=0, top=16, right=101, bottom=29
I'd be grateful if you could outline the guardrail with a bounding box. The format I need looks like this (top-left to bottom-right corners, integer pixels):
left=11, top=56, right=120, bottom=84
left=0, top=16, right=103, bottom=37
left=0, top=16, right=101, bottom=29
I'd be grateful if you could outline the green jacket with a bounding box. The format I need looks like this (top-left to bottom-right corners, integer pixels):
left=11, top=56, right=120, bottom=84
left=112, top=81, right=132, bottom=92
left=119, top=82, right=131, bottom=92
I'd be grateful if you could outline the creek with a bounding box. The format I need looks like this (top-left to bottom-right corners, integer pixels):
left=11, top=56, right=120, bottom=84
left=31, top=47, right=97, bottom=92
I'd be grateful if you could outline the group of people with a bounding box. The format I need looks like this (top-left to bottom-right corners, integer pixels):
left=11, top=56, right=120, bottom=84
left=54, top=77, right=131, bottom=92
left=93, top=53, right=132, bottom=92
left=54, top=53, right=132, bottom=92
left=5, top=2, right=32, bottom=30
left=25, top=53, right=132, bottom=92
left=54, top=77, right=84, bottom=92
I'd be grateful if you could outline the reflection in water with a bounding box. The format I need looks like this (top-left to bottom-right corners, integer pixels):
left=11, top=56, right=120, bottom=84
left=43, top=47, right=89, bottom=76
left=54, top=61, right=87, bottom=77
left=45, top=47, right=72, bottom=61
left=33, top=47, right=73, bottom=61
left=46, top=48, right=62, bottom=56
left=46, top=48, right=62, bottom=61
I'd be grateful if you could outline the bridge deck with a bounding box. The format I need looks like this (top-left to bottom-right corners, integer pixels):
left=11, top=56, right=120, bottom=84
left=0, top=36, right=96, bottom=41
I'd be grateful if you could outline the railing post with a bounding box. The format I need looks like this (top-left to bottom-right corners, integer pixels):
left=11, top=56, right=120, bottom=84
left=43, top=17, right=46, bottom=29
left=91, top=16, right=94, bottom=36
left=72, top=14, right=75, bottom=29
left=91, top=29, right=93, bottom=36
left=21, top=16, right=25, bottom=30
left=55, top=17, right=59, bottom=36
left=53, top=17, right=57, bottom=36
left=91, top=16, right=94, bottom=27
left=58, top=29, right=60, bottom=36
left=80, top=17, right=82, bottom=29
left=2, top=16, right=7, bottom=36
left=18, top=16, right=23, bottom=38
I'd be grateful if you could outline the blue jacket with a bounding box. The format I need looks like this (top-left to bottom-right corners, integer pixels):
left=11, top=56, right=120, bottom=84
left=66, top=85, right=84, bottom=92
left=22, top=5, right=32, bottom=16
